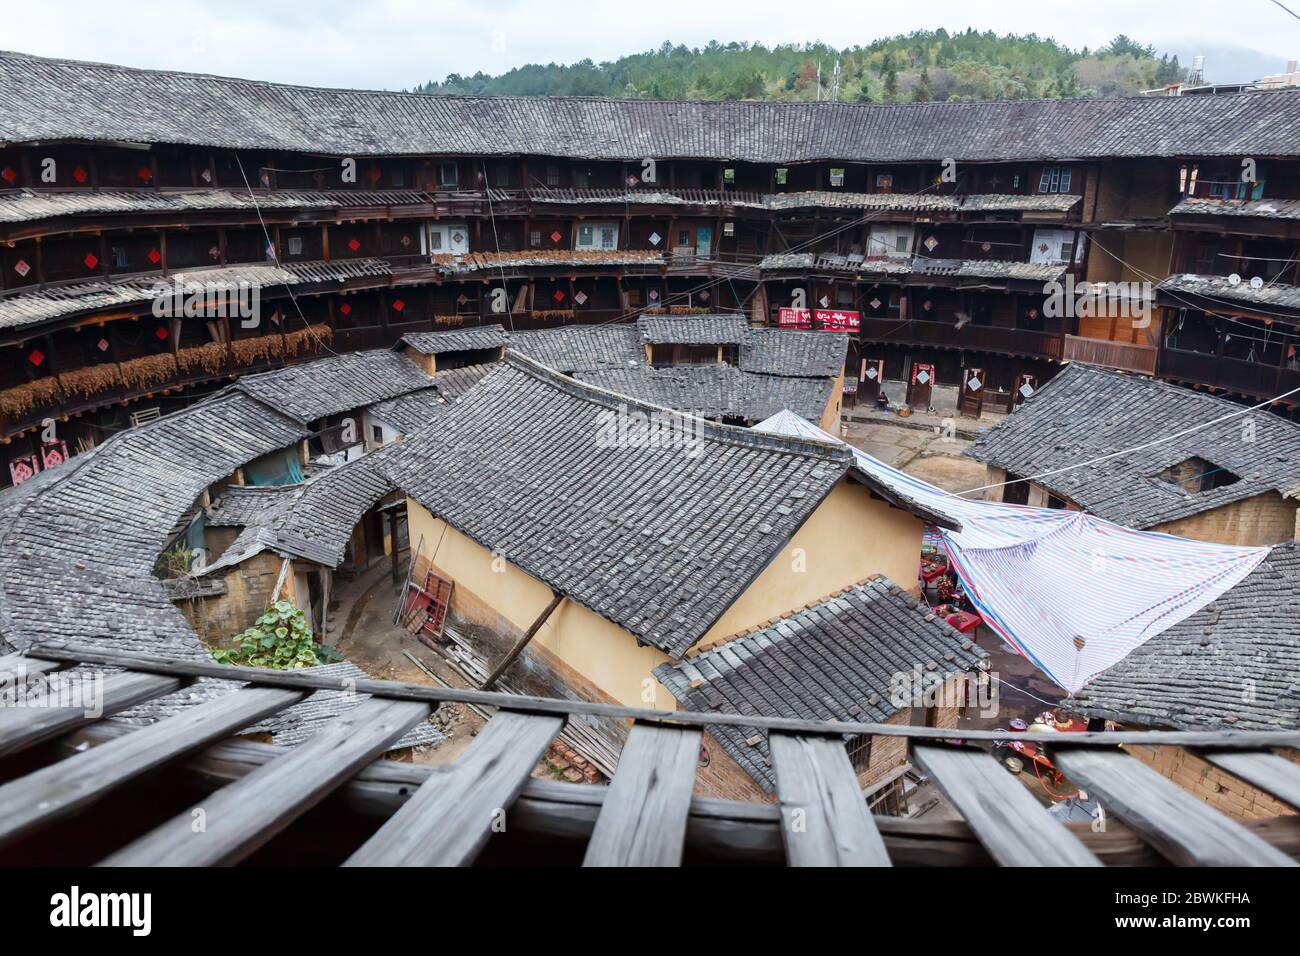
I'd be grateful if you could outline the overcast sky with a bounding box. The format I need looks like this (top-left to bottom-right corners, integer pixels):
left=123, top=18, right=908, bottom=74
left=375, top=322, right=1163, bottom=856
left=1, top=0, right=1296, bottom=90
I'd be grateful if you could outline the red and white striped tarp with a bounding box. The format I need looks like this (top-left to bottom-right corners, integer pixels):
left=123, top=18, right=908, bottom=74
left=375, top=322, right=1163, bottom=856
left=756, top=411, right=1269, bottom=694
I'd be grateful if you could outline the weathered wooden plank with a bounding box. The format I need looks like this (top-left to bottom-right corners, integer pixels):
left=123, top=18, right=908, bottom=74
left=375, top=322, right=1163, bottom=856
left=914, top=745, right=1101, bottom=866
left=0, top=653, right=61, bottom=683
left=1202, top=751, right=1300, bottom=811
left=29, top=644, right=1300, bottom=750
left=583, top=722, right=701, bottom=866
left=1055, top=748, right=1297, bottom=866
left=345, top=710, right=563, bottom=867
left=0, top=686, right=303, bottom=847
left=768, top=732, right=891, bottom=866
left=100, top=697, right=430, bottom=867
left=0, top=671, right=183, bottom=758
left=56, top=722, right=1300, bottom=867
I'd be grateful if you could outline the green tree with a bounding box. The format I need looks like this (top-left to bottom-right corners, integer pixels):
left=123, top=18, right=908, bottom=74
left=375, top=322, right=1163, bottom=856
left=914, top=66, right=932, bottom=102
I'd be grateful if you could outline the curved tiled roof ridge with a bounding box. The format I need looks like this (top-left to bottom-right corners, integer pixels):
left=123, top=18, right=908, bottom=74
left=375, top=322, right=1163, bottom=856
left=4, top=48, right=1300, bottom=160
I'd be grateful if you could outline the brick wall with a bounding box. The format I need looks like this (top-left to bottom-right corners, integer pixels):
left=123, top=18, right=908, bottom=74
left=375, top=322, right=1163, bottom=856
left=1153, top=491, right=1299, bottom=547
left=1123, top=744, right=1298, bottom=820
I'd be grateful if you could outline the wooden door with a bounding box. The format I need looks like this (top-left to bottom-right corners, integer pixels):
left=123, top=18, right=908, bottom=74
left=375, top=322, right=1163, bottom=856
left=1014, top=373, right=1038, bottom=407
left=907, top=363, right=934, bottom=411
left=960, top=367, right=985, bottom=418
left=860, top=358, right=884, bottom=402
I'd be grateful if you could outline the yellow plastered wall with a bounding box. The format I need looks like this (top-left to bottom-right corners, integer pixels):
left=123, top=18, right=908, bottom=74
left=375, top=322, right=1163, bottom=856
left=406, top=501, right=676, bottom=709
left=694, top=478, right=924, bottom=649
left=818, top=370, right=846, bottom=432
left=406, top=475, right=923, bottom=708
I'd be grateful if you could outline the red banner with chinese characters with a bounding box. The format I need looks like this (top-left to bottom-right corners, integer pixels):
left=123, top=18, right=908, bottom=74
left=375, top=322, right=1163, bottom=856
left=814, top=309, right=860, bottom=331
left=778, top=308, right=860, bottom=330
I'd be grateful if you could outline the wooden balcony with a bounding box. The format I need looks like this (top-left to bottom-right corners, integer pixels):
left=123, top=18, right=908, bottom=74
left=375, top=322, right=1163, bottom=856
left=1063, top=335, right=1158, bottom=375
left=860, top=317, right=1064, bottom=362
left=1160, top=347, right=1300, bottom=402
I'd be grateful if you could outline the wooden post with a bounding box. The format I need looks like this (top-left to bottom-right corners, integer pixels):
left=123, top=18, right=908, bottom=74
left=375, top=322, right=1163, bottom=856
left=479, top=591, right=564, bottom=691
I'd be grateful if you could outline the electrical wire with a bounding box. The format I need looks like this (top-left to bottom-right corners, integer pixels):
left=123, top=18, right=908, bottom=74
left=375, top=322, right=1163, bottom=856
left=234, top=152, right=343, bottom=358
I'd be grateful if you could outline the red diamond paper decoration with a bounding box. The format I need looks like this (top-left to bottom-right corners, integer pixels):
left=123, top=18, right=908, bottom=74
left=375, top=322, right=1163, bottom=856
left=83, top=253, right=99, bottom=270
left=367, top=166, right=382, bottom=183
left=0, top=167, right=16, bottom=184
left=550, top=231, right=562, bottom=243
left=347, top=238, right=361, bottom=252
left=155, top=326, right=169, bottom=340
left=553, top=290, right=566, bottom=303
left=28, top=348, right=45, bottom=367
left=147, top=248, right=161, bottom=265
left=339, top=303, right=352, bottom=316
left=392, top=298, right=405, bottom=312
left=97, top=338, right=110, bottom=352
left=138, top=166, right=152, bottom=182
left=14, top=259, right=31, bottom=278
left=72, top=166, right=87, bottom=184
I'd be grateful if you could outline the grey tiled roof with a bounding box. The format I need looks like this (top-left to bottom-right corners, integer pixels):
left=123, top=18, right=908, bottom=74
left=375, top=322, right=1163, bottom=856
left=367, top=387, right=444, bottom=434
left=5, top=50, right=1300, bottom=160
left=765, top=191, right=960, bottom=211
left=205, top=485, right=293, bottom=527
left=0, top=390, right=308, bottom=655
left=1169, top=197, right=1300, bottom=221
left=740, top=329, right=848, bottom=378
left=575, top=364, right=835, bottom=424
left=654, top=577, right=987, bottom=790
left=756, top=253, right=1062, bottom=282
left=636, top=314, right=754, bottom=346
left=0, top=258, right=391, bottom=331
left=0, top=187, right=431, bottom=225
left=967, top=363, right=1300, bottom=527
left=401, top=325, right=507, bottom=354
left=960, top=193, right=1081, bottom=212
left=1073, top=541, right=1300, bottom=732
left=1157, top=273, right=1300, bottom=312
left=233, top=349, right=432, bottom=423
left=381, top=353, right=856, bottom=658
left=506, top=325, right=644, bottom=372
left=204, top=449, right=399, bottom=572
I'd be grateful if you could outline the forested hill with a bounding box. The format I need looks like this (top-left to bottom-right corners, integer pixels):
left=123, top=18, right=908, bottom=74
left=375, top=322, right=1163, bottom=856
left=413, top=31, right=1186, bottom=102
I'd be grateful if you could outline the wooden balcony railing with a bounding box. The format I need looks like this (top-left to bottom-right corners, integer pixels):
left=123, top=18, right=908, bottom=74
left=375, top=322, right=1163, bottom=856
left=1160, top=347, right=1300, bottom=401
left=860, top=318, right=1064, bottom=362
left=1062, top=335, right=1158, bottom=375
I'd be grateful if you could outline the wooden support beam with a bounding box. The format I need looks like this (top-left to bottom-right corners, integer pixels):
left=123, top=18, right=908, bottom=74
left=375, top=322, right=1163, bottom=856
left=583, top=722, right=702, bottom=867
left=0, top=687, right=303, bottom=847
left=0, top=671, right=183, bottom=759
left=1055, top=748, right=1297, bottom=867
left=102, top=697, right=430, bottom=867
left=769, top=731, right=891, bottom=866
left=345, top=710, right=564, bottom=867
left=479, top=590, right=563, bottom=691
left=914, top=745, right=1101, bottom=866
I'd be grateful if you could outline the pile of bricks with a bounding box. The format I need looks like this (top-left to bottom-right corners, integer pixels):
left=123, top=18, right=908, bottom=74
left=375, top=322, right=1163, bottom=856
left=544, top=740, right=603, bottom=784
